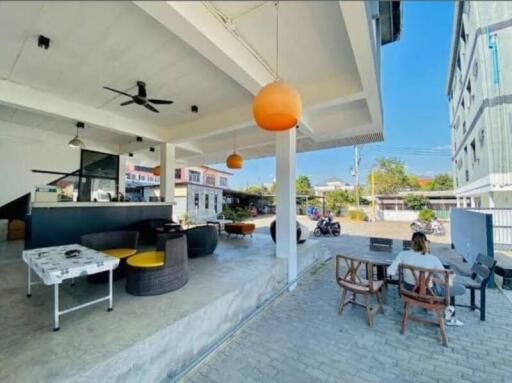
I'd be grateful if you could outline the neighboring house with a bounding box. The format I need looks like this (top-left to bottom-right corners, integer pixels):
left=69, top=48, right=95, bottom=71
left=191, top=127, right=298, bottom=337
left=447, top=1, right=512, bottom=208
left=125, top=165, right=232, bottom=223
left=314, top=178, right=354, bottom=196
left=375, top=190, right=457, bottom=212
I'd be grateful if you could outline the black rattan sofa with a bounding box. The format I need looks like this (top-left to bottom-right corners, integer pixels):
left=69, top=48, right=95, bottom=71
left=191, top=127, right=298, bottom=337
left=185, top=225, right=218, bottom=258
left=80, top=231, right=139, bottom=281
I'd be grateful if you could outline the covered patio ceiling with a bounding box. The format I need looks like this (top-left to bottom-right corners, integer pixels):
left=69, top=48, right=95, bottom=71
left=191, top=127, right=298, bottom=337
left=0, top=1, right=388, bottom=165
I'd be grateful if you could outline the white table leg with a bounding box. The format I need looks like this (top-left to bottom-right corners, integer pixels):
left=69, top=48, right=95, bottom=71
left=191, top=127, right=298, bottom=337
left=108, top=269, right=113, bottom=312
left=53, top=284, right=60, bottom=331
left=27, top=266, right=32, bottom=297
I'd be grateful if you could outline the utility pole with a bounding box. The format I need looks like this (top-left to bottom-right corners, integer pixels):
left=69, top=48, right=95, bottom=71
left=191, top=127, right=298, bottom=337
left=354, top=145, right=360, bottom=210
left=371, top=169, right=376, bottom=222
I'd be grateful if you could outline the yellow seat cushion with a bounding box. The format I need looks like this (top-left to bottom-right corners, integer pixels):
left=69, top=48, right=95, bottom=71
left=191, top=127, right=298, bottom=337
left=127, top=251, right=165, bottom=268
left=102, top=248, right=137, bottom=259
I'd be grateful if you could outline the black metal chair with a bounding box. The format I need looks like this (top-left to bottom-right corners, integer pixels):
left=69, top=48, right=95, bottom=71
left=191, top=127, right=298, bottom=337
left=80, top=231, right=139, bottom=281
left=453, top=253, right=496, bottom=321
left=185, top=225, right=218, bottom=258
left=126, top=233, right=188, bottom=296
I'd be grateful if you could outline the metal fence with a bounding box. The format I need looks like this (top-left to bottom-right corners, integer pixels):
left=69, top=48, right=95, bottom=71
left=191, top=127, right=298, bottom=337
left=469, top=208, right=512, bottom=250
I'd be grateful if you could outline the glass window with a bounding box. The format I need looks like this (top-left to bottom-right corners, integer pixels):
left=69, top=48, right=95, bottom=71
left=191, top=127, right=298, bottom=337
left=175, top=168, right=182, bottom=180
left=205, top=193, right=209, bottom=209
left=189, top=170, right=201, bottom=183
left=81, top=150, right=119, bottom=179
left=214, top=194, right=218, bottom=213
left=194, top=193, right=199, bottom=208
left=205, top=175, right=215, bottom=186
left=220, top=177, right=228, bottom=187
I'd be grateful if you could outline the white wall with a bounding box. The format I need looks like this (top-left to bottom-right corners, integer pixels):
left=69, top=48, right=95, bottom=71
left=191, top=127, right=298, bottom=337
left=0, top=121, right=118, bottom=206
left=376, top=209, right=419, bottom=222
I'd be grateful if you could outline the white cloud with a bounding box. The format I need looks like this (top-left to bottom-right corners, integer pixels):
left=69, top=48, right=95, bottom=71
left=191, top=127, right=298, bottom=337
left=433, top=145, right=451, bottom=150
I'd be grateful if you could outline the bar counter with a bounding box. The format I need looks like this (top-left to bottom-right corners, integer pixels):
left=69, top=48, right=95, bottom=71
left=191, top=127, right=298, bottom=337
left=26, top=202, right=174, bottom=249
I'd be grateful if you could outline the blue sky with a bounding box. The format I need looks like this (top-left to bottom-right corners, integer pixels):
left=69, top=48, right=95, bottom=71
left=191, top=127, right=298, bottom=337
left=215, top=2, right=455, bottom=190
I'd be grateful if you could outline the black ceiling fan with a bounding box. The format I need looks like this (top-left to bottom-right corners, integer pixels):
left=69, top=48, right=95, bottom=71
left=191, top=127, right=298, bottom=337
left=103, top=81, right=173, bottom=113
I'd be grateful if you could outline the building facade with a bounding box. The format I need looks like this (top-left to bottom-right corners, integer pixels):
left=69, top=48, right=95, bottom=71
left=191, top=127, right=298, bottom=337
left=447, top=1, right=512, bottom=208
left=126, top=165, right=231, bottom=223
left=314, top=178, right=354, bottom=197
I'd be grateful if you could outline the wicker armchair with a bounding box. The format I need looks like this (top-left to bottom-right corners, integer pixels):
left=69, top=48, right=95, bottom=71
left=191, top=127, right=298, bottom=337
left=126, top=233, right=188, bottom=296
left=80, top=231, right=139, bottom=281
left=185, top=225, right=218, bottom=258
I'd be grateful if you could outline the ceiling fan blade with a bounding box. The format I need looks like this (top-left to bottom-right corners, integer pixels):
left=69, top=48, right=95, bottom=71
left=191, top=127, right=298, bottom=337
left=103, top=86, right=133, bottom=98
left=144, top=103, right=159, bottom=113
left=148, top=99, right=174, bottom=105
left=137, top=82, right=147, bottom=98
left=120, top=100, right=135, bottom=106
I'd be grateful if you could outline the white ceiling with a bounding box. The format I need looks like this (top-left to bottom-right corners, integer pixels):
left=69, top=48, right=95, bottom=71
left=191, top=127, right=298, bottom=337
left=0, top=1, right=383, bottom=166
left=0, top=102, right=142, bottom=145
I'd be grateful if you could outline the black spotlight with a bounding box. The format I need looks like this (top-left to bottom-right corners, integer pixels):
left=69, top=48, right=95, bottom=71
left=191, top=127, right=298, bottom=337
left=38, top=35, right=50, bottom=50
left=296, top=125, right=299, bottom=129
left=191, top=105, right=199, bottom=113
left=136, top=136, right=143, bottom=142
left=129, top=153, right=134, bottom=157
left=149, top=147, right=155, bottom=152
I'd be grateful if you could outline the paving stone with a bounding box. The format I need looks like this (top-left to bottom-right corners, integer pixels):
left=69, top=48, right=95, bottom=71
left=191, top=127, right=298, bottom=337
left=183, top=236, right=512, bottom=383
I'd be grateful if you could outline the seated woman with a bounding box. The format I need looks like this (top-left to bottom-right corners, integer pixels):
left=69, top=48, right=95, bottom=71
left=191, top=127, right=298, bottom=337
left=387, top=232, right=465, bottom=326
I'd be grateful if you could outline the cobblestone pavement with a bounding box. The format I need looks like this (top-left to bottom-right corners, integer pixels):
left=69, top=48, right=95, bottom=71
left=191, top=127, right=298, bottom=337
left=184, top=235, right=512, bottom=383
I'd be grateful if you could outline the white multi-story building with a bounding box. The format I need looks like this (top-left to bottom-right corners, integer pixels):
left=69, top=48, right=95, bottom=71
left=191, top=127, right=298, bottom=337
left=447, top=1, right=512, bottom=208
left=314, top=178, right=354, bottom=197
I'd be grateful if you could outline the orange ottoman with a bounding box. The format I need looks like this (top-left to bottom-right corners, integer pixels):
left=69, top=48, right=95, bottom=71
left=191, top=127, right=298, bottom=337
left=224, top=223, right=256, bottom=238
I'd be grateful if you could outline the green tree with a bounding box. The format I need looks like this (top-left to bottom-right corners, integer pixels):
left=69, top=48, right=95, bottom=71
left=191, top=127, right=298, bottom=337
left=296, top=175, right=313, bottom=196
left=246, top=185, right=266, bottom=194
left=403, top=194, right=429, bottom=210
left=405, top=174, right=421, bottom=190
left=423, top=173, right=453, bottom=191
left=368, top=157, right=408, bottom=195
left=325, top=190, right=355, bottom=215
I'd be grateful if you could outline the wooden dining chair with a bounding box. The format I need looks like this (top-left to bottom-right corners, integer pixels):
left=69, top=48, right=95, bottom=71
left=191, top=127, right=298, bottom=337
left=336, top=254, right=385, bottom=327
left=398, top=264, right=452, bottom=346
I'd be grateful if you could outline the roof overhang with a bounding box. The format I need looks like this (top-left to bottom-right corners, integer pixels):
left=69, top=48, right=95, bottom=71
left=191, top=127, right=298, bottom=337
left=0, top=1, right=394, bottom=166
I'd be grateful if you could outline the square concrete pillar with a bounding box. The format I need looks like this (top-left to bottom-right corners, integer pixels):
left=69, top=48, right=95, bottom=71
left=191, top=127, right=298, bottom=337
left=275, top=128, right=297, bottom=289
left=160, top=143, right=175, bottom=203
left=118, top=154, right=127, bottom=197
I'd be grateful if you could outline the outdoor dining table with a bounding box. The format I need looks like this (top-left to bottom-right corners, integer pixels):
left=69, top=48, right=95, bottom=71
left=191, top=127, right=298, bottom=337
left=22, top=244, right=119, bottom=331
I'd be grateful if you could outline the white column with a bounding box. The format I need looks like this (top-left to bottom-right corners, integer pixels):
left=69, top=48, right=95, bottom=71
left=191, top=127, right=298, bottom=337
left=470, top=196, right=476, bottom=208
left=456, top=197, right=461, bottom=208
left=118, top=154, right=127, bottom=197
left=160, top=143, right=175, bottom=203
left=488, top=192, right=496, bottom=208
left=275, top=128, right=297, bottom=290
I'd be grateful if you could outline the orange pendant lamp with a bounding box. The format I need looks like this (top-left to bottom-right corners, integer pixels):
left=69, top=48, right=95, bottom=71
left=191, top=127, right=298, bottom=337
left=252, top=1, right=301, bottom=132
left=153, top=165, right=160, bottom=176
left=226, top=131, right=243, bottom=169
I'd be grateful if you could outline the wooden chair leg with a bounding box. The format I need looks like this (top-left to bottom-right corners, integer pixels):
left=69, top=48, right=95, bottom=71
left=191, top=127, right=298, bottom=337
left=375, top=290, right=385, bottom=314
left=365, top=295, right=373, bottom=327
left=400, top=302, right=408, bottom=335
left=436, top=309, right=448, bottom=347
left=338, top=289, right=347, bottom=315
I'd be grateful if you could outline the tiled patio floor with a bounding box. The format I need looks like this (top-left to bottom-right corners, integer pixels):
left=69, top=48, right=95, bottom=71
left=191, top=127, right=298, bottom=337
left=184, top=235, right=512, bottom=383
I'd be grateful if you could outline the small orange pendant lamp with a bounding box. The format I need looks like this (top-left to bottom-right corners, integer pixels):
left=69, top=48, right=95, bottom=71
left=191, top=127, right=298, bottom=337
left=153, top=165, right=160, bottom=176
left=226, top=131, right=243, bottom=169
left=252, top=1, right=301, bottom=132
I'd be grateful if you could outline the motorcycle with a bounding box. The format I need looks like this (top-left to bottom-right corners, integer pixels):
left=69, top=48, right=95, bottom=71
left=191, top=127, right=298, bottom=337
left=313, top=218, right=341, bottom=237
left=410, top=218, right=446, bottom=236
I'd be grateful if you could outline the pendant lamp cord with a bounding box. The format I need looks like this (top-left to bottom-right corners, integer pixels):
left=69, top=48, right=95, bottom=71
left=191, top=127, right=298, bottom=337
left=233, top=131, right=236, bottom=153
left=275, top=1, right=279, bottom=80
